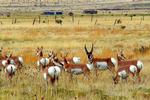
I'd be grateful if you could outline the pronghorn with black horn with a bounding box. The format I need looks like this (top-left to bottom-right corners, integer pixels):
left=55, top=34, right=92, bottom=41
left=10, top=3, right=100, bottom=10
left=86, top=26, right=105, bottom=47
left=117, top=49, right=143, bottom=82
left=113, top=64, right=138, bottom=84
left=62, top=52, right=94, bottom=79
left=84, top=44, right=117, bottom=75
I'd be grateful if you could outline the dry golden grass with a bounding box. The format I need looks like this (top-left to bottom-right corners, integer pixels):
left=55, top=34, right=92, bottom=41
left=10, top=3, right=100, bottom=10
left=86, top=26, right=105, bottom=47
left=0, top=14, right=150, bottom=100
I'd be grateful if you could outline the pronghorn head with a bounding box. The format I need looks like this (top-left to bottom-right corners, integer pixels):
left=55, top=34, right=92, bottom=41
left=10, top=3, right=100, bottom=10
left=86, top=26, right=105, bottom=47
left=36, top=46, right=43, bottom=57
left=84, top=44, right=94, bottom=63
left=117, top=49, right=126, bottom=61
left=48, top=51, right=58, bottom=60
left=48, top=51, right=54, bottom=59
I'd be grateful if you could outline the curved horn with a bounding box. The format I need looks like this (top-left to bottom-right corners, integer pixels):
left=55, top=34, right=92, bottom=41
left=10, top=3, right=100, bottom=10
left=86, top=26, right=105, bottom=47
left=90, top=43, right=94, bottom=53
left=84, top=44, right=89, bottom=54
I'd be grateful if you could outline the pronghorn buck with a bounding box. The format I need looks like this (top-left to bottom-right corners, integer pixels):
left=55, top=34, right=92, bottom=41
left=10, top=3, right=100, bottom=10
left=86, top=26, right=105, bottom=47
left=117, top=50, right=143, bottom=82
left=36, top=46, right=50, bottom=71
left=62, top=53, right=93, bottom=79
left=113, top=64, right=138, bottom=84
left=84, top=44, right=117, bottom=74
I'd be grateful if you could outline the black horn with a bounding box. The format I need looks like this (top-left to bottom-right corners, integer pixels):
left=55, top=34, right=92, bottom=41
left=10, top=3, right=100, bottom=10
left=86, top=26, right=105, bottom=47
left=84, top=44, right=89, bottom=54
left=90, top=43, right=94, bottom=53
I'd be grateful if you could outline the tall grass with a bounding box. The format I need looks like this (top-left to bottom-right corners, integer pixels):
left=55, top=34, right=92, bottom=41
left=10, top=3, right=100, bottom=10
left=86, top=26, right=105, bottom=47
left=0, top=15, right=150, bottom=99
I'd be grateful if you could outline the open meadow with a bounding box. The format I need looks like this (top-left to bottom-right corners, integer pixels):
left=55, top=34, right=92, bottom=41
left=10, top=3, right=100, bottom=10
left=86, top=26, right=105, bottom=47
left=0, top=13, right=150, bottom=100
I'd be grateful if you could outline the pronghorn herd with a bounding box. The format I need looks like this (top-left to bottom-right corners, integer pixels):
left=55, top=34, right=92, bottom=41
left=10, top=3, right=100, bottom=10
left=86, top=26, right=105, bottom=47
left=0, top=47, right=23, bottom=80
left=0, top=45, right=144, bottom=86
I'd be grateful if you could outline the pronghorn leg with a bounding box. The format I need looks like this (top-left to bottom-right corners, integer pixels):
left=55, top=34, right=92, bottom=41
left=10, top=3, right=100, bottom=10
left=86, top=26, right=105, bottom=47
left=83, top=72, right=89, bottom=80
left=69, top=73, right=73, bottom=81
left=130, top=73, right=135, bottom=84
left=137, top=72, right=141, bottom=82
left=94, top=67, right=99, bottom=77
left=113, top=75, right=119, bottom=84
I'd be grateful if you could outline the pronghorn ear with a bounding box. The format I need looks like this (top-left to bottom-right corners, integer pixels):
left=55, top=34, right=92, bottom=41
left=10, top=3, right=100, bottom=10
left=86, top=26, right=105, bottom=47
left=84, top=44, right=88, bottom=54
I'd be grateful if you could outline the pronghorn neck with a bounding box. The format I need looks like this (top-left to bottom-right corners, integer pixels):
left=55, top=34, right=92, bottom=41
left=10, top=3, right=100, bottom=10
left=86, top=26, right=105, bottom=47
left=39, top=51, right=43, bottom=57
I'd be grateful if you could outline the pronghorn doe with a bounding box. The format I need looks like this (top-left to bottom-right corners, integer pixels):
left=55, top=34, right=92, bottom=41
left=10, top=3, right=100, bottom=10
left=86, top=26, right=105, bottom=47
left=113, top=64, right=137, bottom=84
left=36, top=47, right=50, bottom=72
left=4, top=55, right=17, bottom=81
left=62, top=53, right=93, bottom=79
left=42, top=51, right=62, bottom=85
left=117, top=50, right=143, bottom=82
left=84, top=44, right=117, bottom=75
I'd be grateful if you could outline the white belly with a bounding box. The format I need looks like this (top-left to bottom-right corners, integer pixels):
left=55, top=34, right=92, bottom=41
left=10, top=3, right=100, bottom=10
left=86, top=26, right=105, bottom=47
left=96, top=62, right=108, bottom=70
left=118, top=70, right=128, bottom=79
left=71, top=68, right=83, bottom=75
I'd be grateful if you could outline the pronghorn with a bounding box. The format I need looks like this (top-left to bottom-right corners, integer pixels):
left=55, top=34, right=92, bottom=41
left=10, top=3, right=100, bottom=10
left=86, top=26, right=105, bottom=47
left=65, top=57, right=80, bottom=64
left=117, top=50, right=143, bottom=82
left=84, top=44, right=117, bottom=75
left=36, top=47, right=50, bottom=72
left=113, top=64, right=137, bottom=84
left=41, top=51, right=62, bottom=85
left=59, top=51, right=80, bottom=64
left=62, top=53, right=94, bottom=79
left=43, top=66, right=61, bottom=85
left=4, top=56, right=17, bottom=80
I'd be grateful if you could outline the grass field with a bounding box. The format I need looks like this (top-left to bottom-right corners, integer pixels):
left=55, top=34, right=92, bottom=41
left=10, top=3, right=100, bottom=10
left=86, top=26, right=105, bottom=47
left=0, top=13, right=150, bottom=100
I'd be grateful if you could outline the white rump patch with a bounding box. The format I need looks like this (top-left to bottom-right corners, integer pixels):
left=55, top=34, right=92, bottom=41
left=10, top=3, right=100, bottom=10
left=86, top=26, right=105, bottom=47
left=6, top=64, right=16, bottom=73
left=71, top=68, right=83, bottom=75
left=118, top=70, right=128, bottom=79
left=86, top=63, right=94, bottom=70
left=40, top=58, right=49, bottom=66
left=129, top=65, right=137, bottom=73
left=96, top=62, right=108, bottom=70
left=111, top=58, right=117, bottom=66
left=48, top=66, right=61, bottom=78
left=137, top=60, right=143, bottom=70
left=73, top=57, right=80, bottom=64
